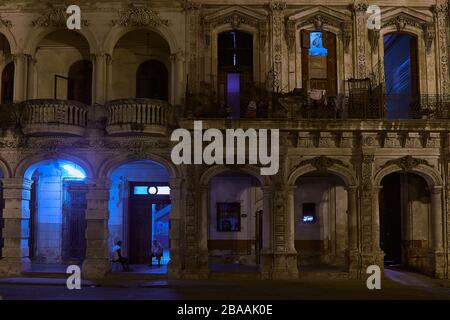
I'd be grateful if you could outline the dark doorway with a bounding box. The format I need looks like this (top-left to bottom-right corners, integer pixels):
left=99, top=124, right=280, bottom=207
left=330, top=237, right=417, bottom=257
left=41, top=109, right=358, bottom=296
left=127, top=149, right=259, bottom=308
left=62, top=180, right=87, bottom=263
left=218, top=31, right=253, bottom=118
left=1, top=62, right=14, bottom=104
left=0, top=180, right=3, bottom=258
left=301, top=30, right=337, bottom=97
left=380, top=173, right=402, bottom=265
left=68, top=60, right=92, bottom=105
left=384, top=33, right=419, bottom=118
left=128, top=182, right=171, bottom=264
left=136, top=60, right=168, bottom=101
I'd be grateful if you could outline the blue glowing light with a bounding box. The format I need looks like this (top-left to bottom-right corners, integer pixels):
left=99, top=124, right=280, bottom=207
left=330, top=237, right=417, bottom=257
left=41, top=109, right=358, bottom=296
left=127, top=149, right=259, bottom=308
left=302, top=215, right=315, bottom=223
left=62, top=164, right=86, bottom=179
left=309, top=32, right=328, bottom=57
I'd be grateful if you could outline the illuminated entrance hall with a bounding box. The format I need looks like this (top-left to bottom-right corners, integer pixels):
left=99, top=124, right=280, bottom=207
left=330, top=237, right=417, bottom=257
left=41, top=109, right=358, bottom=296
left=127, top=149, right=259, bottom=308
left=24, top=160, right=87, bottom=269
left=207, top=171, right=266, bottom=274
left=108, top=160, right=171, bottom=274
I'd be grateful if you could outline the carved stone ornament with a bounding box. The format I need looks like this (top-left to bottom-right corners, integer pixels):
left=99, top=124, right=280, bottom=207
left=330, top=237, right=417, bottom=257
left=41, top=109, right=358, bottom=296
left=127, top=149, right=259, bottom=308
left=296, top=156, right=349, bottom=173
left=422, top=23, right=435, bottom=54
left=0, top=16, right=12, bottom=28
left=381, top=155, right=431, bottom=171
left=368, top=28, right=379, bottom=52
left=32, top=6, right=88, bottom=28
left=112, top=4, right=169, bottom=27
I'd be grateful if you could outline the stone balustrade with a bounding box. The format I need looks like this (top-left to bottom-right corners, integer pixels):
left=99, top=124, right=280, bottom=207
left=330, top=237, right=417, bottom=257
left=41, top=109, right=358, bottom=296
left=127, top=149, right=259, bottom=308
left=106, top=98, right=171, bottom=136
left=21, top=99, right=88, bottom=136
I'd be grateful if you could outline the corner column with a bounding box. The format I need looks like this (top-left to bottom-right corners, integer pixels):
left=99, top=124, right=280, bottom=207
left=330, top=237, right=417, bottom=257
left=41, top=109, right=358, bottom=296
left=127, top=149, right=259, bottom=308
left=82, top=178, right=110, bottom=279
left=168, top=178, right=183, bottom=278
left=347, top=186, right=361, bottom=277
left=430, top=186, right=445, bottom=278
left=0, top=178, right=32, bottom=276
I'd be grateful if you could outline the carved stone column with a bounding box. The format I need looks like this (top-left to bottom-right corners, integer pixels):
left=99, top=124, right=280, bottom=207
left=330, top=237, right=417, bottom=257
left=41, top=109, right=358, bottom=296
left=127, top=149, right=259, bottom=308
left=82, top=178, right=110, bottom=279
left=262, top=184, right=298, bottom=280
left=432, top=2, right=449, bottom=94
left=170, top=53, right=185, bottom=106
left=184, top=1, right=201, bottom=93
left=268, top=2, right=286, bottom=92
left=0, top=178, right=32, bottom=276
left=358, top=154, right=384, bottom=271
left=347, top=186, right=361, bottom=277
left=168, top=178, right=183, bottom=278
left=430, top=186, right=445, bottom=278
left=352, top=3, right=369, bottom=78
left=183, top=173, right=208, bottom=279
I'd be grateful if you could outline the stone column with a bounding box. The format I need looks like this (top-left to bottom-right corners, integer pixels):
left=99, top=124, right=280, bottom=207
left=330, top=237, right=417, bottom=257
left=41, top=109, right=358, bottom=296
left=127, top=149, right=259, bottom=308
left=170, top=53, right=185, bottom=106
left=92, top=54, right=108, bottom=105
left=197, top=185, right=209, bottom=274
left=352, top=3, right=369, bottom=78
left=168, top=178, right=183, bottom=278
left=347, top=186, right=360, bottom=276
left=82, top=178, right=110, bottom=279
left=430, top=186, right=445, bottom=278
left=432, top=2, right=449, bottom=95
left=13, top=54, right=28, bottom=102
left=431, top=187, right=444, bottom=251
left=0, top=178, right=32, bottom=276
left=105, top=54, right=113, bottom=101
left=265, top=185, right=298, bottom=280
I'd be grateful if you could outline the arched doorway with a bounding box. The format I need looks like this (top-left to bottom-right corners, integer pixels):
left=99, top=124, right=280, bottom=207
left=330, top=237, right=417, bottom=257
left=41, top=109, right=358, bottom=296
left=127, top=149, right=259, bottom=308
left=68, top=60, right=93, bottom=105
left=24, top=160, right=88, bottom=266
left=294, top=172, right=348, bottom=272
left=112, top=29, right=171, bottom=101
left=108, top=160, right=171, bottom=273
left=379, top=172, right=430, bottom=273
left=34, top=30, right=91, bottom=101
left=383, top=33, right=419, bottom=118
left=136, top=60, right=168, bottom=100
left=1, top=62, right=14, bottom=104
left=218, top=31, right=253, bottom=118
left=207, top=171, right=265, bottom=273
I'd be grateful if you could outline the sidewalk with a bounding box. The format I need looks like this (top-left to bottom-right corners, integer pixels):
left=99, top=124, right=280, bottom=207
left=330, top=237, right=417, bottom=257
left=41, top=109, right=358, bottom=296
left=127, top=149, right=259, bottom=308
left=0, top=277, right=170, bottom=288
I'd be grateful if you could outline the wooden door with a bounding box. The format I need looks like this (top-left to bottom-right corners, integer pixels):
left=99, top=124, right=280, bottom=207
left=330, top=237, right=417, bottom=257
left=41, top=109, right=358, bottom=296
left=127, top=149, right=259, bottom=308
left=62, top=180, right=87, bottom=263
left=129, top=197, right=153, bottom=264
left=300, top=30, right=337, bottom=96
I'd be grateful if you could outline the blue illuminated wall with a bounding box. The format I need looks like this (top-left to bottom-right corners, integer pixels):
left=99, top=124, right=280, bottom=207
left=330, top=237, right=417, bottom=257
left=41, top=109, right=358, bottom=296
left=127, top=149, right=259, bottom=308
left=26, top=160, right=86, bottom=263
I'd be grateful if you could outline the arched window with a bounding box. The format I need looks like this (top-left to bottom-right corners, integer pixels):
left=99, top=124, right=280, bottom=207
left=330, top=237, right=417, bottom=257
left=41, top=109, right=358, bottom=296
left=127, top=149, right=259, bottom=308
left=68, top=60, right=92, bottom=105
left=1, top=62, right=14, bottom=104
left=136, top=60, right=168, bottom=101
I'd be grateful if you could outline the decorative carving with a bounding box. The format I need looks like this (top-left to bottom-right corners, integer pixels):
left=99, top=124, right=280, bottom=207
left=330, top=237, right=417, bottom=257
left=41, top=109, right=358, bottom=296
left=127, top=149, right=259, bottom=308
left=0, top=16, right=12, bottom=28
left=432, top=2, right=449, bottom=94
left=202, top=9, right=268, bottom=47
left=297, top=156, right=349, bottom=173
left=112, top=4, right=169, bottom=27
left=285, top=20, right=296, bottom=52
left=32, top=6, right=89, bottom=28
left=381, top=155, right=431, bottom=171
left=341, top=21, right=352, bottom=53
left=368, top=28, right=379, bottom=52
left=422, top=23, right=435, bottom=54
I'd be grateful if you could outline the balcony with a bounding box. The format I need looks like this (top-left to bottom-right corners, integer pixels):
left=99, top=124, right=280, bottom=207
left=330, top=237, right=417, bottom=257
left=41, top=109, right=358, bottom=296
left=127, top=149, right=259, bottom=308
left=21, top=99, right=88, bottom=136
left=106, top=99, right=171, bottom=136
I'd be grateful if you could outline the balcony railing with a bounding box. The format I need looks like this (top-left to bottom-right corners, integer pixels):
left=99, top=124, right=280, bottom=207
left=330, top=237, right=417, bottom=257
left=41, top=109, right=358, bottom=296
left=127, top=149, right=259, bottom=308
left=21, top=99, right=88, bottom=136
left=106, top=98, right=171, bottom=135
left=277, top=93, right=450, bottom=120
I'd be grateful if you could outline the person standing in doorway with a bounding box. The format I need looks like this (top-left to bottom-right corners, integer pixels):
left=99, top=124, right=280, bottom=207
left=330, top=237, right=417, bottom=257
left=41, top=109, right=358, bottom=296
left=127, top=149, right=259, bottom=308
left=150, top=239, right=163, bottom=267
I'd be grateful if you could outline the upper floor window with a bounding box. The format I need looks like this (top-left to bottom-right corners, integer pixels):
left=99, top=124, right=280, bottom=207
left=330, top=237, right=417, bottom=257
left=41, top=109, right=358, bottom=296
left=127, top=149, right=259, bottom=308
left=1, top=62, right=14, bottom=104
left=68, top=60, right=92, bottom=105
left=136, top=60, right=168, bottom=101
